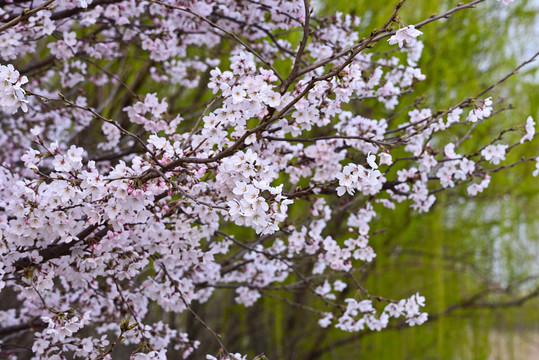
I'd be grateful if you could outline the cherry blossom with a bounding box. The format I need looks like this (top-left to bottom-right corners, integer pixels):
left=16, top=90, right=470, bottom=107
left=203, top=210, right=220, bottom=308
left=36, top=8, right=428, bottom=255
left=520, top=116, right=536, bottom=143
left=481, top=144, right=508, bottom=165
left=533, top=158, right=539, bottom=177
left=0, top=64, right=28, bottom=113
left=388, top=26, right=423, bottom=48
left=466, top=97, right=493, bottom=122
left=0, top=0, right=534, bottom=358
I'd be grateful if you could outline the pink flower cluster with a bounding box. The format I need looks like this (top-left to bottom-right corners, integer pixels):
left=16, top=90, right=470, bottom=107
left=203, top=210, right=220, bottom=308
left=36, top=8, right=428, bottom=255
left=0, top=64, right=28, bottom=113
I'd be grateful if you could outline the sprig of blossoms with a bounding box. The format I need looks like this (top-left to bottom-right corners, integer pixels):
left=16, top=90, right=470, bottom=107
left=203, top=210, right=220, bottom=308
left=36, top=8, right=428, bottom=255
left=466, top=97, right=492, bottom=122
left=481, top=144, right=508, bottom=165
left=333, top=292, right=427, bottom=333
left=520, top=116, right=536, bottom=143
left=388, top=25, right=423, bottom=48
left=335, top=161, right=384, bottom=197
left=0, top=64, right=28, bottom=113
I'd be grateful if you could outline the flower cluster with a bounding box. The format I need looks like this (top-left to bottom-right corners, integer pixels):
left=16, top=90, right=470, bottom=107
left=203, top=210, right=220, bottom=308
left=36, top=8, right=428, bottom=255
left=466, top=97, right=493, bottom=122
left=124, top=93, right=181, bottom=134
left=41, top=312, right=91, bottom=344
left=388, top=26, right=423, bottom=48
left=335, top=161, right=384, bottom=197
left=481, top=144, right=508, bottom=165
left=520, top=116, right=536, bottom=143
left=334, top=293, right=427, bottom=332
left=0, top=64, right=28, bottom=113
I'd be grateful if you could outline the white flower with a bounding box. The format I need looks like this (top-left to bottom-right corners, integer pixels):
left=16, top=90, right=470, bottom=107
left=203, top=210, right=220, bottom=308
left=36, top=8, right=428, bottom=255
left=446, top=108, right=462, bottom=125
left=459, top=158, right=475, bottom=174
left=333, top=280, right=348, bottom=292
left=379, top=152, right=392, bottom=165
left=384, top=300, right=405, bottom=318
left=148, top=134, right=169, bottom=151
left=520, top=116, right=535, bottom=143
left=78, top=0, right=92, bottom=8
left=52, top=155, right=72, bottom=172
left=232, top=181, right=248, bottom=196
left=388, top=26, right=423, bottom=48
left=231, top=85, right=246, bottom=104
left=0, top=63, right=28, bottom=113
left=242, top=185, right=260, bottom=203
left=66, top=145, right=84, bottom=166
left=318, top=313, right=333, bottom=328
left=444, top=143, right=457, bottom=159
left=406, top=312, right=428, bottom=326
left=467, top=98, right=493, bottom=122
left=234, top=286, right=261, bottom=307
left=366, top=152, right=378, bottom=169
left=533, top=157, right=539, bottom=177
left=21, top=149, right=41, bottom=170
left=133, top=353, right=151, bottom=360
left=30, top=126, right=43, bottom=136
left=467, top=175, right=491, bottom=196
left=481, top=144, right=507, bottom=165
left=32, top=339, right=50, bottom=355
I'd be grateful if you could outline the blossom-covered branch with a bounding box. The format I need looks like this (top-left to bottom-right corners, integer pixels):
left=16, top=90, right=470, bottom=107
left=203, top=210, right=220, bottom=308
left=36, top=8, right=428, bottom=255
left=0, top=0, right=535, bottom=359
